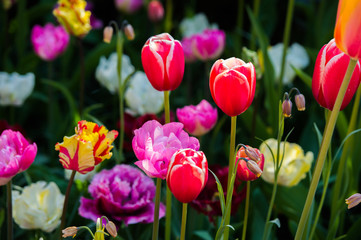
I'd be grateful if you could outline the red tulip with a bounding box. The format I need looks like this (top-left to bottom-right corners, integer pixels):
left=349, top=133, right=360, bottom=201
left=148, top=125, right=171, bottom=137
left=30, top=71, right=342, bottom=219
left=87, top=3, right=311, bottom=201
left=236, top=146, right=264, bottom=181
left=141, top=33, right=185, bottom=91
left=312, top=39, right=361, bottom=111
left=166, top=148, right=208, bottom=203
left=209, top=57, right=256, bottom=116
left=334, top=0, right=361, bottom=59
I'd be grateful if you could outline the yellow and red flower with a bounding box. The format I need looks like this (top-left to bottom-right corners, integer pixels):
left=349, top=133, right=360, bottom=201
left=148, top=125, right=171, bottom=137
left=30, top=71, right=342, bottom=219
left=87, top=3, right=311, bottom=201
left=55, top=120, right=118, bottom=174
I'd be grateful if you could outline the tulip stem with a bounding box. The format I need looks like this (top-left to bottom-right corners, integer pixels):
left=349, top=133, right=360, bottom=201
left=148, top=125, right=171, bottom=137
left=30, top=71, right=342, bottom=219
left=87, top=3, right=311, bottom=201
left=152, top=178, right=162, bottom=240
left=249, top=0, right=260, bottom=50
left=60, top=170, right=76, bottom=239
left=7, top=180, right=13, bottom=240
left=295, top=58, right=358, bottom=240
left=164, top=90, right=172, bottom=240
left=241, top=181, right=250, bottom=240
left=223, top=116, right=237, bottom=240
left=164, top=0, right=172, bottom=32
left=180, top=203, right=188, bottom=240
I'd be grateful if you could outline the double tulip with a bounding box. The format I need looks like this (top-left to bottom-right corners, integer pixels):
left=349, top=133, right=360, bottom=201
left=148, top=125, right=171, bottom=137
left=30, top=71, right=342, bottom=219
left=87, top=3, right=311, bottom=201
left=141, top=33, right=185, bottom=91
left=209, top=57, right=256, bottom=116
left=166, top=148, right=208, bottom=203
left=312, top=39, right=361, bottom=111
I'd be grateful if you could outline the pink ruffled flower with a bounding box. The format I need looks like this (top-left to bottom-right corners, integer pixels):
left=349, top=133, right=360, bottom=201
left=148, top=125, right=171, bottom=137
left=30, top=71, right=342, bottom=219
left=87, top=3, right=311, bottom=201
left=176, top=100, right=218, bottom=136
left=0, top=130, right=37, bottom=185
left=79, top=164, right=165, bottom=226
left=132, top=120, right=200, bottom=179
left=115, top=0, right=143, bottom=14
left=181, top=36, right=197, bottom=63
left=192, top=29, right=225, bottom=61
left=31, top=23, right=69, bottom=61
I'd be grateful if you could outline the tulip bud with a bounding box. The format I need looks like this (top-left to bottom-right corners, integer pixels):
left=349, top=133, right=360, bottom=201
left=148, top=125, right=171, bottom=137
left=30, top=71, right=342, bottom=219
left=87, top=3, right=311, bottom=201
left=62, top=226, right=78, bottom=238
left=345, top=193, right=361, bottom=209
left=148, top=0, right=164, bottom=22
left=282, top=98, right=292, bottom=117
left=103, top=26, right=113, bottom=43
left=106, top=221, right=118, bottom=237
left=295, top=93, right=306, bottom=111
left=166, top=148, right=208, bottom=203
left=122, top=20, right=135, bottom=41
left=236, top=146, right=264, bottom=181
left=244, top=146, right=261, bottom=162
left=246, top=160, right=263, bottom=177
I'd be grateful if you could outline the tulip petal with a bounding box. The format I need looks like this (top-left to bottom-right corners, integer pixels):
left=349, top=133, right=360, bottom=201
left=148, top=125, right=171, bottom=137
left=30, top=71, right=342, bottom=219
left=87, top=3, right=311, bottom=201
left=141, top=45, right=165, bottom=91
left=166, top=40, right=185, bottom=90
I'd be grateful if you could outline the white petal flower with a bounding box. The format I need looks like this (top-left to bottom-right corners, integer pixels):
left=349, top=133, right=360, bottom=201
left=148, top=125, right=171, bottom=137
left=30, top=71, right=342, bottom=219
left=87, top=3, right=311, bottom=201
left=95, top=53, right=135, bottom=94
left=125, top=71, right=164, bottom=116
left=179, top=13, right=218, bottom=38
left=0, top=72, right=35, bottom=106
left=268, top=43, right=309, bottom=85
left=12, top=181, right=64, bottom=232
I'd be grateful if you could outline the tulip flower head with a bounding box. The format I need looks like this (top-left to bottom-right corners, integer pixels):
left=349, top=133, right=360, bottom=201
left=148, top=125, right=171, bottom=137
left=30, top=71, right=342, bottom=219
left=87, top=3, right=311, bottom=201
left=148, top=0, right=164, bottom=22
left=167, top=148, right=208, bottom=203
left=115, top=0, right=143, bottom=14
left=312, top=39, right=361, bottom=111
left=334, top=0, right=361, bottom=59
left=0, top=130, right=37, bottom=185
left=31, top=23, right=69, bottom=61
left=191, top=29, right=226, bottom=61
left=141, top=33, right=185, bottom=91
left=209, top=57, right=256, bottom=116
left=55, top=120, right=118, bottom=174
left=176, top=99, right=218, bottom=136
left=0, top=72, right=35, bottom=106
left=345, top=193, right=361, bottom=209
left=236, top=146, right=264, bottom=181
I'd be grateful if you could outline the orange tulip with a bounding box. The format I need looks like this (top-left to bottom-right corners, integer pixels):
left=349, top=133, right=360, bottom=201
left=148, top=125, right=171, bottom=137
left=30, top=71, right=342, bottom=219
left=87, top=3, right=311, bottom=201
left=334, top=0, right=361, bottom=59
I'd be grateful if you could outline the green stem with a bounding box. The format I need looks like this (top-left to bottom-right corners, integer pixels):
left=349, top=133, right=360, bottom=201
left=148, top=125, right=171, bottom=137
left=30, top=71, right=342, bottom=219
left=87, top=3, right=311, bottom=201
left=77, top=38, right=85, bottom=117
left=262, top=175, right=278, bottom=240
left=328, top=84, right=361, bottom=239
left=152, top=178, right=162, bottom=240
left=278, top=0, right=295, bottom=96
left=116, top=30, right=125, bottom=163
left=223, top=116, right=237, bottom=240
left=60, top=170, right=76, bottom=239
left=164, top=0, right=173, bottom=32
left=235, top=0, right=244, bottom=55
left=164, top=90, right=171, bottom=240
left=249, top=0, right=260, bottom=50
left=295, top=58, right=358, bottom=240
left=180, top=203, right=188, bottom=240
left=241, top=181, right=250, bottom=240
left=7, top=181, right=12, bottom=240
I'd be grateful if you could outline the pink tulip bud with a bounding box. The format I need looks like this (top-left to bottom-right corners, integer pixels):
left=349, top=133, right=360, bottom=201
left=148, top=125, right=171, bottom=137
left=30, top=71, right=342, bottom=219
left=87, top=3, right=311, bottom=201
left=282, top=98, right=292, bottom=117
left=312, top=39, right=361, bottom=111
left=148, top=0, right=164, bottom=22
left=103, top=26, right=113, bottom=43
left=236, top=146, right=264, bottom=181
left=141, top=33, right=185, bottom=91
left=167, top=149, right=208, bottom=203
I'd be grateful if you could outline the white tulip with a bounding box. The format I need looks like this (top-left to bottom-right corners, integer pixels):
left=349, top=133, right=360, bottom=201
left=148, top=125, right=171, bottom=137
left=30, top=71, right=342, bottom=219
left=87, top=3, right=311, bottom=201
left=0, top=72, right=35, bottom=106
left=179, top=13, right=218, bottom=38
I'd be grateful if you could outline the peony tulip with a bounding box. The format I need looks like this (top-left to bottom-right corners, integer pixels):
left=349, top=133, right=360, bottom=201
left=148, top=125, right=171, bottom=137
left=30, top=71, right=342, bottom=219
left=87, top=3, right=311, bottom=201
left=334, top=0, right=361, bottom=59
left=312, top=39, right=361, bottom=111
left=176, top=99, right=218, bottom=136
left=236, top=146, right=264, bottom=181
left=79, top=164, right=165, bottom=226
left=31, top=23, right=69, bottom=61
left=0, top=72, right=35, bottom=106
left=141, top=33, right=185, bottom=91
left=260, top=138, right=313, bottom=187
left=132, top=120, right=199, bottom=179
left=55, top=120, right=118, bottom=174
left=12, top=181, right=64, bottom=232
left=166, top=148, right=208, bottom=203
left=191, top=29, right=226, bottom=61
left=53, top=0, right=92, bottom=37
left=148, top=0, right=164, bottom=22
left=0, top=130, right=37, bottom=185
left=115, top=0, right=143, bottom=14
left=209, top=57, right=256, bottom=116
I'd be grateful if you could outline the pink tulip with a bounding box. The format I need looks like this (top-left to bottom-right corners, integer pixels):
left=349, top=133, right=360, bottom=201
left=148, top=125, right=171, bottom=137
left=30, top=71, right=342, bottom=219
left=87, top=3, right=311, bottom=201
left=166, top=148, right=208, bottom=203
left=312, top=39, right=361, bottom=111
left=31, top=23, right=69, bottom=61
left=115, top=0, right=143, bottom=14
left=176, top=100, right=218, bottom=136
left=148, top=0, right=164, bottom=22
left=141, top=33, right=185, bottom=91
left=132, top=120, right=199, bottom=179
left=181, top=36, right=197, bottom=63
left=0, top=130, right=37, bottom=185
left=192, top=29, right=225, bottom=61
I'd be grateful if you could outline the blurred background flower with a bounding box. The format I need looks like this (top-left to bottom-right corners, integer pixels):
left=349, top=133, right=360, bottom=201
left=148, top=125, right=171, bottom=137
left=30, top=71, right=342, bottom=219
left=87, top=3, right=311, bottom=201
left=79, top=164, right=165, bottom=226
left=191, top=29, right=226, bottom=61
left=260, top=138, right=314, bottom=187
left=12, top=181, right=64, bottom=232
left=0, top=72, right=35, bottom=106
left=179, top=13, right=218, bottom=38
left=115, top=0, right=143, bottom=14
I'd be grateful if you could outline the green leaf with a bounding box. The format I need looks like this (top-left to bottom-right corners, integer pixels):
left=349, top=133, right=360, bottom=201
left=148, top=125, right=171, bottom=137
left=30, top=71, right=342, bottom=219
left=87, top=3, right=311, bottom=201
left=292, top=65, right=312, bottom=89
left=193, top=230, right=213, bottom=240
left=208, top=169, right=225, bottom=217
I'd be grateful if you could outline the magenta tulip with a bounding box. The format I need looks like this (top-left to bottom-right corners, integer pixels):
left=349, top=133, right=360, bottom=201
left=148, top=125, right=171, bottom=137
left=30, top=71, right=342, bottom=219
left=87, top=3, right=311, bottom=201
left=192, top=29, right=225, bottom=61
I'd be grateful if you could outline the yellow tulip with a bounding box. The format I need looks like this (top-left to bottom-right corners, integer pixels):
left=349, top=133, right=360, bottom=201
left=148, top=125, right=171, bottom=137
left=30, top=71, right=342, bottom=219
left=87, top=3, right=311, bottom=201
left=334, top=0, right=361, bottom=59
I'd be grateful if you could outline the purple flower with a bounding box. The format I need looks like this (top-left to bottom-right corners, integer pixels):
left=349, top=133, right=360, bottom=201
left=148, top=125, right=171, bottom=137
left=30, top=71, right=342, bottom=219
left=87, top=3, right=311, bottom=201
left=176, top=100, right=218, bottom=136
left=132, top=120, right=200, bottom=179
left=79, top=164, right=165, bottom=226
left=181, top=36, right=197, bottom=63
left=31, top=23, right=69, bottom=61
left=0, top=130, right=37, bottom=185
left=192, top=29, right=225, bottom=61
left=115, top=0, right=143, bottom=14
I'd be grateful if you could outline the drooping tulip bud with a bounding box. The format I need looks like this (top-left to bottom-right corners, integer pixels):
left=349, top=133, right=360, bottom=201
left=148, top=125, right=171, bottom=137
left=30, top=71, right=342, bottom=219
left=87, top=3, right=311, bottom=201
left=103, top=26, right=113, bottom=43
left=245, top=159, right=263, bottom=177
left=282, top=94, right=292, bottom=117
left=295, top=93, right=306, bottom=111
left=236, top=146, right=264, bottom=181
left=122, top=20, right=135, bottom=41
left=62, top=227, right=78, bottom=238
left=106, top=221, right=117, bottom=237
left=244, top=146, right=261, bottom=162
left=345, top=193, right=361, bottom=209
left=148, top=0, right=164, bottom=22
